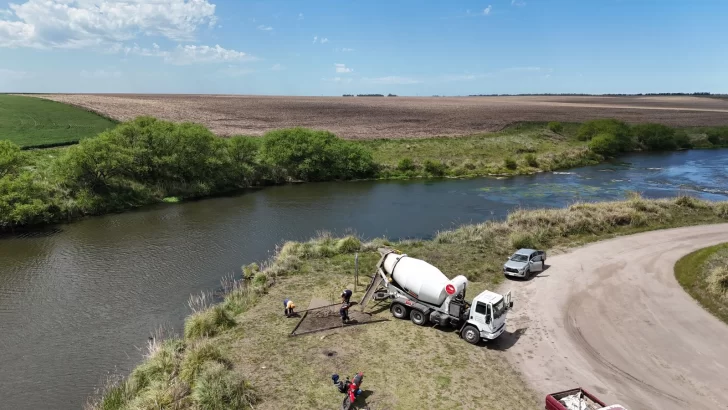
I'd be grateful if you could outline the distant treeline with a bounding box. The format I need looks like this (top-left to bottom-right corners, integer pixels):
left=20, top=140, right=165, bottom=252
left=342, top=94, right=398, bottom=97
left=468, top=92, right=724, bottom=97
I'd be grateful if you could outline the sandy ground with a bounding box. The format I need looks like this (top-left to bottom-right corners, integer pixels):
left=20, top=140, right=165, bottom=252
left=500, top=224, right=728, bottom=410
left=28, top=94, right=728, bottom=138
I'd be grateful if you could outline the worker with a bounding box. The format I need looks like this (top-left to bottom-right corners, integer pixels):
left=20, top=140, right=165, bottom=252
left=341, top=289, right=353, bottom=304
left=283, top=298, right=296, bottom=317
left=340, top=302, right=350, bottom=324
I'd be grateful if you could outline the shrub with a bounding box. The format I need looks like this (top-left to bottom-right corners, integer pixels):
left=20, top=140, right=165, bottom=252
left=423, top=160, right=447, bottom=176
left=510, top=231, right=541, bottom=250
left=632, top=123, right=677, bottom=151
left=674, top=130, right=692, bottom=149
left=577, top=119, right=633, bottom=152
left=524, top=153, right=538, bottom=167
left=706, top=266, right=728, bottom=296
left=0, top=140, right=25, bottom=178
left=129, top=339, right=183, bottom=393
left=397, top=158, right=416, bottom=172
left=259, top=127, right=376, bottom=182
left=192, top=362, right=257, bottom=410
left=715, top=203, right=728, bottom=218
left=180, top=340, right=226, bottom=385
left=184, top=305, right=235, bottom=339
left=503, top=158, right=517, bottom=170
left=706, top=126, right=728, bottom=146
left=335, top=236, right=361, bottom=253
left=588, top=133, right=621, bottom=156
left=547, top=121, right=563, bottom=133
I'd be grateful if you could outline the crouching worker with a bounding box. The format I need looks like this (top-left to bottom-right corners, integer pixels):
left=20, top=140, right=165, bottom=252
left=340, top=302, right=350, bottom=324
left=341, top=289, right=353, bottom=304
left=283, top=298, right=296, bottom=317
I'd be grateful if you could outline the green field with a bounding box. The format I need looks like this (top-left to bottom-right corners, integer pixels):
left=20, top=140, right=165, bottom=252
left=0, top=95, right=117, bottom=148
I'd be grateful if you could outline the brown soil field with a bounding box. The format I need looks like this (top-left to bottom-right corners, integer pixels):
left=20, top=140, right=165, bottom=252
left=31, top=94, right=728, bottom=139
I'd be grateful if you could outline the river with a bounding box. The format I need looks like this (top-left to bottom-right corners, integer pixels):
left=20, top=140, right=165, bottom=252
left=1, top=149, right=727, bottom=409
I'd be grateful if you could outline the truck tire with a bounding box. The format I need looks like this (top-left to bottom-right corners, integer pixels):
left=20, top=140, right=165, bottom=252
left=410, top=310, right=427, bottom=326
left=461, top=325, right=480, bottom=345
left=391, top=303, right=409, bottom=319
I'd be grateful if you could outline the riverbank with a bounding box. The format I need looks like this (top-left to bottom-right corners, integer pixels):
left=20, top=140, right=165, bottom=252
left=89, top=196, right=728, bottom=410
left=4, top=115, right=728, bottom=232
left=675, top=242, right=728, bottom=325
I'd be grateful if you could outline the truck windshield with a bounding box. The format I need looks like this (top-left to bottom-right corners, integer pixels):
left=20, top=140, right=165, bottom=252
left=492, top=298, right=506, bottom=319
left=510, top=254, right=528, bottom=262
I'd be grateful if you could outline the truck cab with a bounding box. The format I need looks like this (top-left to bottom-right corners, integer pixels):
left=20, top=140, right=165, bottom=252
left=461, top=290, right=513, bottom=344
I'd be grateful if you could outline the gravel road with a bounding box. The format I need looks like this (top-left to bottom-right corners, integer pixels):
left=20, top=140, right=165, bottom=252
left=500, top=224, right=728, bottom=410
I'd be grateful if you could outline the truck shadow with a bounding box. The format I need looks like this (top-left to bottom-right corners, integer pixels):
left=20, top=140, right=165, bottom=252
left=485, top=327, right=527, bottom=350
left=507, top=264, right=551, bottom=282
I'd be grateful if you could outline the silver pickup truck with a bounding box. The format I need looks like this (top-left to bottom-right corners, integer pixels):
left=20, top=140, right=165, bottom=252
left=503, top=248, right=546, bottom=278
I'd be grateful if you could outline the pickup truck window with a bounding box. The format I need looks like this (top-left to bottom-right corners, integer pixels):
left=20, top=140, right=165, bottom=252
left=510, top=254, right=528, bottom=262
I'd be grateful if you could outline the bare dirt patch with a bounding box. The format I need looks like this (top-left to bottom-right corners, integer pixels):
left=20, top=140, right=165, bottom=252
left=30, top=94, right=728, bottom=139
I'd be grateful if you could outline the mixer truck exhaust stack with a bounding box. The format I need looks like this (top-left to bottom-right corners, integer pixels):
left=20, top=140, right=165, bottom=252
left=360, top=248, right=513, bottom=344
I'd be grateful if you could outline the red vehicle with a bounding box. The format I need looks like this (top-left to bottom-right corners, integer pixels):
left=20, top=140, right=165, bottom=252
left=332, top=372, right=364, bottom=410
left=546, top=387, right=628, bottom=410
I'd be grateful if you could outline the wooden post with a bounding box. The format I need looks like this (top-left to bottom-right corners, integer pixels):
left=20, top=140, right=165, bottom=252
left=354, top=253, right=359, bottom=292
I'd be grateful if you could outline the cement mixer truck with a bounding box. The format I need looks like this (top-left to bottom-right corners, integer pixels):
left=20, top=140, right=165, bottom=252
left=359, top=248, right=513, bottom=344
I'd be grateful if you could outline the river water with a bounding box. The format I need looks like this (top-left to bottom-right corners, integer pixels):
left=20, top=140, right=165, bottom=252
left=1, top=149, right=727, bottom=409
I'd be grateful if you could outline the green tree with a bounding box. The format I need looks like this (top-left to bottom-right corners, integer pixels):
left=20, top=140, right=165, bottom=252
left=577, top=119, right=633, bottom=152
left=397, top=158, right=416, bottom=172
left=632, top=123, right=677, bottom=151
left=259, top=127, right=376, bottom=182
left=588, top=133, right=621, bottom=157
left=673, top=130, right=692, bottom=149
left=0, top=140, right=25, bottom=178
left=0, top=172, right=56, bottom=228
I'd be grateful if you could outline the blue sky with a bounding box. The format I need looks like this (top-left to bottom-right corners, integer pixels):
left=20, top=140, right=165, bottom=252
left=0, top=0, right=726, bottom=95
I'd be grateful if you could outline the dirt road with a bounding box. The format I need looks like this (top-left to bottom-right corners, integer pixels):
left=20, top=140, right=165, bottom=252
left=501, top=224, right=728, bottom=410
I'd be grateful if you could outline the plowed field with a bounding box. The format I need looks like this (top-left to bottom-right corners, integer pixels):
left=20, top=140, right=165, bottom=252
left=32, top=94, right=728, bottom=139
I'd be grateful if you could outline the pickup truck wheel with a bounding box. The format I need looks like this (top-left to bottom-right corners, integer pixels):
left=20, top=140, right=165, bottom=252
left=461, top=325, right=480, bottom=345
left=410, top=310, right=427, bottom=326
left=391, top=304, right=409, bottom=319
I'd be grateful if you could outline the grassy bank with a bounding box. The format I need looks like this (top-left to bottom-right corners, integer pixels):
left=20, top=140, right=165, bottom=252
left=675, top=243, right=728, bottom=325
left=0, top=95, right=117, bottom=148
left=89, top=196, right=728, bottom=410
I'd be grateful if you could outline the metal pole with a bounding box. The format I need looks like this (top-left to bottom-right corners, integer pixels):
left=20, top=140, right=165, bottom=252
left=354, top=253, right=359, bottom=292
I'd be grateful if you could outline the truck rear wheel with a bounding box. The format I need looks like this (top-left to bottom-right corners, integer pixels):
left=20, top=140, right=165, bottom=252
left=461, top=325, right=480, bottom=345
left=410, top=310, right=427, bottom=326
left=391, top=303, right=409, bottom=319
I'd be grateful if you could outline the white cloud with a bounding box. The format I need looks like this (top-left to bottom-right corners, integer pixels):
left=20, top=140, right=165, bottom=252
left=362, top=76, right=421, bottom=85
left=124, top=43, right=256, bottom=65
left=298, top=12, right=304, bottom=20
left=322, top=76, right=352, bottom=84
left=80, top=69, right=122, bottom=79
left=257, top=25, right=273, bottom=31
left=339, top=47, right=354, bottom=52
left=312, top=36, right=318, bottom=43
left=0, top=68, right=31, bottom=80
left=483, top=5, right=492, bottom=15
left=334, top=63, right=353, bottom=73
left=320, top=37, right=329, bottom=44
left=442, top=73, right=493, bottom=82
left=271, top=63, right=284, bottom=71
left=512, top=0, right=526, bottom=6
left=0, top=0, right=218, bottom=49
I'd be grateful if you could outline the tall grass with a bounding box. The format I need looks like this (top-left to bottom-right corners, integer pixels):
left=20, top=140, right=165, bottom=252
left=675, top=242, right=728, bottom=326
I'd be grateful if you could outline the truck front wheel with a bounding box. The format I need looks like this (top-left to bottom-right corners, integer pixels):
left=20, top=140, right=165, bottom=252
left=391, top=304, right=409, bottom=319
left=410, top=310, right=427, bottom=326
left=461, top=325, right=481, bottom=345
